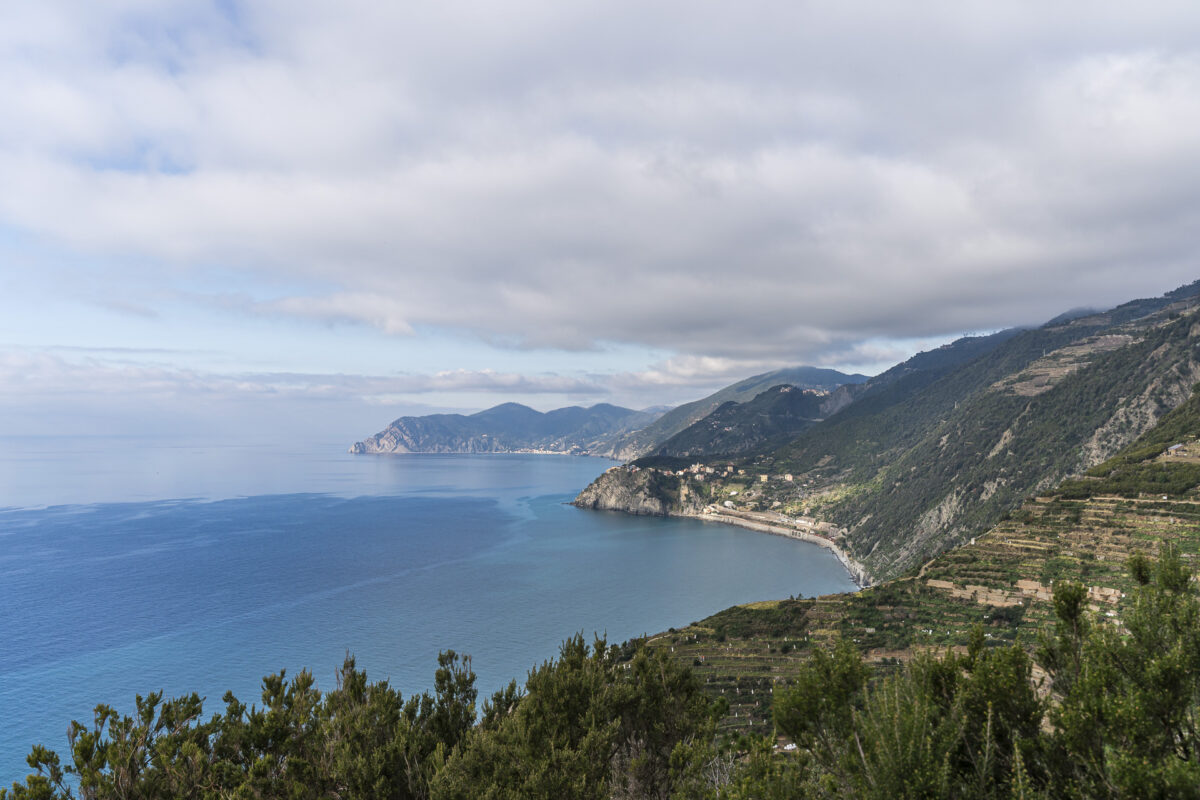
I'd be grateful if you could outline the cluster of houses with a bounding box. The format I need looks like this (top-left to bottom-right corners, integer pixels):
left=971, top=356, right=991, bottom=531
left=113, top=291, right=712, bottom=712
left=620, top=461, right=813, bottom=486
left=622, top=463, right=737, bottom=480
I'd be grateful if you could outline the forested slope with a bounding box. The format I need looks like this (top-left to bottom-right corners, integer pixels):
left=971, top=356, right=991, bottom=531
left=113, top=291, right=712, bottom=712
left=609, top=366, right=867, bottom=459
left=650, top=384, right=828, bottom=458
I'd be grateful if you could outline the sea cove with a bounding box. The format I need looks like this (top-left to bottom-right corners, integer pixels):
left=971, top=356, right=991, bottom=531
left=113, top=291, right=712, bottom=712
left=0, top=439, right=855, bottom=783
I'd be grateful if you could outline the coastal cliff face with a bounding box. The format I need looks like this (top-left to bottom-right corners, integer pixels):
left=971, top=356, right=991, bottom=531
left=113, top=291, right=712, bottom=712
left=350, top=419, right=508, bottom=454
left=572, top=467, right=706, bottom=516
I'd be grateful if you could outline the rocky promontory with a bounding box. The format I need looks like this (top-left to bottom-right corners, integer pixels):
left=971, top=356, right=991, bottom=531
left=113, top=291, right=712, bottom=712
left=572, top=466, right=707, bottom=516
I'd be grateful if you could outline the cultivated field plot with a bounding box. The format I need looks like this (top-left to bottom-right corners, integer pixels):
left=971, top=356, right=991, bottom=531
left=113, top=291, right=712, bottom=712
left=650, top=491, right=1200, bottom=735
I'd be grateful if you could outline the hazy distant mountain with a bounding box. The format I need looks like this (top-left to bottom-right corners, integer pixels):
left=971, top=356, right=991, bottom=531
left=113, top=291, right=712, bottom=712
left=351, top=366, right=868, bottom=460
left=350, top=402, right=663, bottom=456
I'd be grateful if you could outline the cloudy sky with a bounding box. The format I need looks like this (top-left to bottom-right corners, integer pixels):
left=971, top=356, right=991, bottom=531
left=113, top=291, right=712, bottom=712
left=2, top=1, right=1198, bottom=438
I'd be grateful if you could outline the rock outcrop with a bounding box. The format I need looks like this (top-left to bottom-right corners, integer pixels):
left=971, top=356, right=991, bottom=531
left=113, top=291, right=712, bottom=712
left=573, top=467, right=707, bottom=516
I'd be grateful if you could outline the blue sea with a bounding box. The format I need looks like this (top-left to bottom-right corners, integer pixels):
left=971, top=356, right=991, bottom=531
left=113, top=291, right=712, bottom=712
left=0, top=436, right=856, bottom=784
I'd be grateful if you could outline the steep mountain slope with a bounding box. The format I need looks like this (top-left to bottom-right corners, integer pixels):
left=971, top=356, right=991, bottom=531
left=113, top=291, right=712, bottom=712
left=631, top=329, right=1023, bottom=472
left=831, top=328, right=1023, bottom=410
left=609, top=367, right=867, bottom=460
left=643, top=330, right=1024, bottom=462
left=350, top=402, right=661, bottom=455
left=576, top=281, right=1200, bottom=581
left=776, top=287, right=1199, bottom=481
left=650, top=385, right=829, bottom=458
left=796, top=293, right=1200, bottom=577
left=646, top=389, right=1200, bottom=734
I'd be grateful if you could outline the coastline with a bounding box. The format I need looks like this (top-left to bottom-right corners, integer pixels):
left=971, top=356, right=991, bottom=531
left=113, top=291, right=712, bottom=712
left=674, top=508, right=873, bottom=589
left=571, top=464, right=873, bottom=589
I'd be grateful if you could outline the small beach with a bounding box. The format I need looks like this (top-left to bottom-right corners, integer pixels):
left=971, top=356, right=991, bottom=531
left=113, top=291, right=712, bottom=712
left=680, top=506, right=873, bottom=588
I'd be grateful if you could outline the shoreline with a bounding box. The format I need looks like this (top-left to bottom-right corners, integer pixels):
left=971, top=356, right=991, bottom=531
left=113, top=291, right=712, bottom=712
left=571, top=463, right=873, bottom=589
left=674, top=509, right=873, bottom=589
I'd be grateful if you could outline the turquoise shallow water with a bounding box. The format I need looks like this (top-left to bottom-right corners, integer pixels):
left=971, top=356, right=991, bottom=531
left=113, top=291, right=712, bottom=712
left=0, top=437, right=856, bottom=783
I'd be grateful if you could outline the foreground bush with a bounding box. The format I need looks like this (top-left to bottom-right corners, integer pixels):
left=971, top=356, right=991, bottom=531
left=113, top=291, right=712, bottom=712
left=2, top=636, right=718, bottom=800
left=757, top=543, right=1200, bottom=799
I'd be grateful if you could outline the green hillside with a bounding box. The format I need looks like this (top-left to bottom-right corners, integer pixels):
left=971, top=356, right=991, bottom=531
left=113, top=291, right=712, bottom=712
left=647, top=384, right=1200, bottom=739
left=650, top=384, right=828, bottom=458
left=582, top=282, right=1200, bottom=581
left=1058, top=386, right=1200, bottom=499
left=610, top=366, right=867, bottom=459
left=819, top=306, right=1200, bottom=577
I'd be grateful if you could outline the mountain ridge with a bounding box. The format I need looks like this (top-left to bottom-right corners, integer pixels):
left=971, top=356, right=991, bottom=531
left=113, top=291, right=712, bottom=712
left=607, top=366, right=868, bottom=460
left=648, top=385, right=830, bottom=459
left=350, top=366, right=867, bottom=458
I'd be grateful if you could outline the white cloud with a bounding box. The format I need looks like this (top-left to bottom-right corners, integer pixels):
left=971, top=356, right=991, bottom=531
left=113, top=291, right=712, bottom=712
left=1, top=0, right=1199, bottom=374
left=0, top=349, right=605, bottom=402
left=261, top=294, right=416, bottom=335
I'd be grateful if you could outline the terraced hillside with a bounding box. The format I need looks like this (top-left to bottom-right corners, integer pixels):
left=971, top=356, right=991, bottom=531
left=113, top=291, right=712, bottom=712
left=647, top=389, right=1200, bottom=736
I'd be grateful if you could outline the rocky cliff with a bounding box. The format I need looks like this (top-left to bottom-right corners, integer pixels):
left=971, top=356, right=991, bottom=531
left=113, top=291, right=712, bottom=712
left=572, top=467, right=708, bottom=516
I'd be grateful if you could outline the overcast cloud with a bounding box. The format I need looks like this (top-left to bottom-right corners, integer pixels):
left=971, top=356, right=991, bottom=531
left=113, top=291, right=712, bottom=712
left=1, top=1, right=1198, bottom=430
